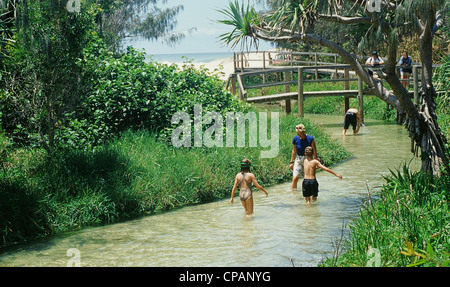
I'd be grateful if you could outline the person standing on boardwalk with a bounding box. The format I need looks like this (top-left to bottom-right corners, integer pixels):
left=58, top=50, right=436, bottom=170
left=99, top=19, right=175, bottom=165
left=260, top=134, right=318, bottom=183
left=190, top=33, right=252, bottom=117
left=365, top=51, right=385, bottom=78
left=398, top=51, right=413, bottom=89
left=342, top=108, right=362, bottom=136
left=289, top=124, right=317, bottom=191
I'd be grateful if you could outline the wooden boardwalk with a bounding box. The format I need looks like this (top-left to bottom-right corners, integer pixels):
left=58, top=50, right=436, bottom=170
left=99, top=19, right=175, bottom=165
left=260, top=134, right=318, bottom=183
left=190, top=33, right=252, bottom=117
left=246, top=90, right=360, bottom=104
left=226, top=51, right=426, bottom=122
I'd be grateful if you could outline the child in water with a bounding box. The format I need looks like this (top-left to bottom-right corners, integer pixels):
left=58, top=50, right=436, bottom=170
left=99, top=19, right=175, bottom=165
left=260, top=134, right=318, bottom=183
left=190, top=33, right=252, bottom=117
left=302, top=147, right=342, bottom=204
left=230, top=159, right=269, bottom=216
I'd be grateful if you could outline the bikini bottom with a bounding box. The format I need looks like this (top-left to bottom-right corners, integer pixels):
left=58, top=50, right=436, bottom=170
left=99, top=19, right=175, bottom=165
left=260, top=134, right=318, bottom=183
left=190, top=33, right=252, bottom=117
left=239, top=188, right=252, bottom=202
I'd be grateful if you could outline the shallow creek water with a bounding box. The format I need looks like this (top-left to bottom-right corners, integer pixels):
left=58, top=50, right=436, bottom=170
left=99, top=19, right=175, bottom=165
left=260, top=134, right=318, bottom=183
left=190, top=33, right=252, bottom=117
left=0, top=114, right=420, bottom=267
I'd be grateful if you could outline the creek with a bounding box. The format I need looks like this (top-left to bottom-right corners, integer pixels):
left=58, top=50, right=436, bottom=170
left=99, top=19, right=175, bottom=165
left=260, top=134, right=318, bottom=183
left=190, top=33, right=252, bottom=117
left=0, top=114, right=420, bottom=267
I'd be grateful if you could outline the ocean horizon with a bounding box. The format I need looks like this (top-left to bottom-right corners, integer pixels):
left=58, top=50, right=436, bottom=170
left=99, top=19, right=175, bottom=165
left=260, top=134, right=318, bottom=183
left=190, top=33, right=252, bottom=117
left=147, top=51, right=234, bottom=64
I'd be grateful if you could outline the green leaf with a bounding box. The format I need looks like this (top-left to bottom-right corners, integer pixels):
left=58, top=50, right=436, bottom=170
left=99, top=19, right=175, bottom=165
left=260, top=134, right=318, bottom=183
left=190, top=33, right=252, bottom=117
left=426, top=242, right=434, bottom=258
left=407, top=259, right=427, bottom=267
left=217, top=0, right=260, bottom=50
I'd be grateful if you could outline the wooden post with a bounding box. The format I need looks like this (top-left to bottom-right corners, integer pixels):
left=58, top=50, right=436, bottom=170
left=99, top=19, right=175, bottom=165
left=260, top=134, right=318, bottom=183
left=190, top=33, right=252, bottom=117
left=237, top=74, right=245, bottom=101
left=413, top=65, right=419, bottom=106
left=230, top=74, right=237, bottom=95
left=233, top=53, right=236, bottom=73
left=284, top=71, right=291, bottom=115
left=344, top=68, right=350, bottom=113
left=358, top=75, right=364, bottom=124
left=262, top=52, right=266, bottom=84
left=334, top=54, right=338, bottom=79
left=314, top=53, right=318, bottom=79
left=298, top=67, right=304, bottom=118
left=263, top=52, right=266, bottom=70
left=241, top=52, right=244, bottom=73
left=344, top=68, right=350, bottom=90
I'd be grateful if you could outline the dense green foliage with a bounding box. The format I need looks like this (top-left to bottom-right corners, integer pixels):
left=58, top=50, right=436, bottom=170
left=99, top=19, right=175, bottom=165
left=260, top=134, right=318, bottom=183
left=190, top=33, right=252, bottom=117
left=0, top=0, right=193, bottom=151
left=61, top=42, right=249, bottom=148
left=1, top=0, right=96, bottom=150
left=435, top=53, right=450, bottom=140
left=322, top=165, right=450, bottom=267
left=94, top=0, right=186, bottom=52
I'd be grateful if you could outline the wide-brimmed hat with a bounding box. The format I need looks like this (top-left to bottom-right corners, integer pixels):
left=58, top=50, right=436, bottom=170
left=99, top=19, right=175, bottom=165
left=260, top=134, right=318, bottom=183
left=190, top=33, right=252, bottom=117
left=296, top=124, right=306, bottom=133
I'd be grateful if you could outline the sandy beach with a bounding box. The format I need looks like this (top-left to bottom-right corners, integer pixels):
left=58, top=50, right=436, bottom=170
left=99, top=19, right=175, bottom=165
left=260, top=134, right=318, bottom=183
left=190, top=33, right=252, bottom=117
left=191, top=57, right=235, bottom=80
left=167, top=50, right=279, bottom=80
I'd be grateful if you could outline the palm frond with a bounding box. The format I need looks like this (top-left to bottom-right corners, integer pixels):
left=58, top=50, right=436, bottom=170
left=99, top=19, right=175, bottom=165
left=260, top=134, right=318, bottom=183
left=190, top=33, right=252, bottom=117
left=268, top=0, right=319, bottom=34
left=217, top=0, right=260, bottom=50
left=395, top=0, right=447, bottom=25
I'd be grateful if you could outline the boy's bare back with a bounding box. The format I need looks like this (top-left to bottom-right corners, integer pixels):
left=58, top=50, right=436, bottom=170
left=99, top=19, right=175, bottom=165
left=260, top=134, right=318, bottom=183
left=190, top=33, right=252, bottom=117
left=303, top=158, right=320, bottom=180
left=303, top=147, right=343, bottom=180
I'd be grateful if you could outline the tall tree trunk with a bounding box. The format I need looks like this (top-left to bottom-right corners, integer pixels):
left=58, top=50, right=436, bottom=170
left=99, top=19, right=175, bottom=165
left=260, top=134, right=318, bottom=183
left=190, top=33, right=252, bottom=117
left=411, top=16, right=449, bottom=175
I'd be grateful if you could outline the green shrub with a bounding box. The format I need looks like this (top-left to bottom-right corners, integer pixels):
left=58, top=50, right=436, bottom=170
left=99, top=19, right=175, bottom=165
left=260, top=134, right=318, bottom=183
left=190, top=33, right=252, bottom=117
left=60, top=45, right=249, bottom=149
left=322, top=165, right=450, bottom=267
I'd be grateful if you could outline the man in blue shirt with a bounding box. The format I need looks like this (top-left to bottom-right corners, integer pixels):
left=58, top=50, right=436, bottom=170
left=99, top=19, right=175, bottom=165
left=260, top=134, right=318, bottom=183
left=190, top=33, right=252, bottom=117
left=398, top=51, right=413, bottom=89
left=289, top=124, right=318, bottom=191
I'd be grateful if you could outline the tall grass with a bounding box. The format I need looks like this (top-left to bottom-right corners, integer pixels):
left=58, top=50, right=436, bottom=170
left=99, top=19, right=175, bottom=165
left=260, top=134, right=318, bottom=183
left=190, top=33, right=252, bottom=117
left=0, top=114, right=351, bottom=249
left=322, top=165, right=450, bottom=267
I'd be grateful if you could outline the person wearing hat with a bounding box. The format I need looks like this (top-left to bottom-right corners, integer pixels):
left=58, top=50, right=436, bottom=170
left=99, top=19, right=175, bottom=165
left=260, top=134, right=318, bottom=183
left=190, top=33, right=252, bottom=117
left=289, top=124, right=317, bottom=191
left=365, top=51, right=385, bottom=78
left=398, top=51, right=413, bottom=89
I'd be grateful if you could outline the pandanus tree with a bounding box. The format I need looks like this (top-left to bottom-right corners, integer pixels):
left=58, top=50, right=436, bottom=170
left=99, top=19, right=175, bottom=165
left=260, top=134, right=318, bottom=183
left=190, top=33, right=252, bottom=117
left=218, top=0, right=449, bottom=175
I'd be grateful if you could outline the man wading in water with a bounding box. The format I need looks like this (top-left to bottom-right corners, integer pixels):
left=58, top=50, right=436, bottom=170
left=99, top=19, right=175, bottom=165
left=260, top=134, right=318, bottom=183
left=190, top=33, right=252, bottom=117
left=289, top=124, right=318, bottom=191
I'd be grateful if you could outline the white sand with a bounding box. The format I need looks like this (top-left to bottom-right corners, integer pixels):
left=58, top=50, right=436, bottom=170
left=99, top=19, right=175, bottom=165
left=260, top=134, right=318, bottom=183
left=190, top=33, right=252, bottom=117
left=154, top=50, right=283, bottom=83
left=184, top=50, right=279, bottom=80
left=191, top=57, right=235, bottom=80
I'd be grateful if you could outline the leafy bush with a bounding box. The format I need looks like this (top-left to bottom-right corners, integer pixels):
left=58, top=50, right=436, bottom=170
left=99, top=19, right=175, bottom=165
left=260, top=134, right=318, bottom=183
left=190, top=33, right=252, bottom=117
left=58, top=44, right=249, bottom=149
left=322, top=165, right=450, bottom=267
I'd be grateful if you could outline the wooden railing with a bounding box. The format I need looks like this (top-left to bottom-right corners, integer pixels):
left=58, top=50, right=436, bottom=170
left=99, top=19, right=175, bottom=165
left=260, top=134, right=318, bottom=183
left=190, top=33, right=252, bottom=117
left=227, top=64, right=439, bottom=121
left=233, top=51, right=345, bottom=74
left=226, top=51, right=442, bottom=120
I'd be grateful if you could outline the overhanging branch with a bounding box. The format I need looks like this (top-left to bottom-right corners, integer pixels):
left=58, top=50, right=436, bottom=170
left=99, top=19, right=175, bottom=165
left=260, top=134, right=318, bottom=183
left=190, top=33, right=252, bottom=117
left=318, top=14, right=372, bottom=24
left=252, top=26, right=403, bottom=111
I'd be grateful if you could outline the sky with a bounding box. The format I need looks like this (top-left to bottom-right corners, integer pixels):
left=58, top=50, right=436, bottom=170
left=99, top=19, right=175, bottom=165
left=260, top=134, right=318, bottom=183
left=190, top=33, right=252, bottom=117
left=128, top=0, right=274, bottom=55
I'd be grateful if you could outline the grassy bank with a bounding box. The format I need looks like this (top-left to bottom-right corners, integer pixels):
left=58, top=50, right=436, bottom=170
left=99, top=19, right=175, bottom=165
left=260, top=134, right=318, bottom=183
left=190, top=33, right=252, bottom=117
left=312, top=60, right=450, bottom=267
left=321, top=166, right=450, bottom=267
left=0, top=114, right=351, bottom=249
